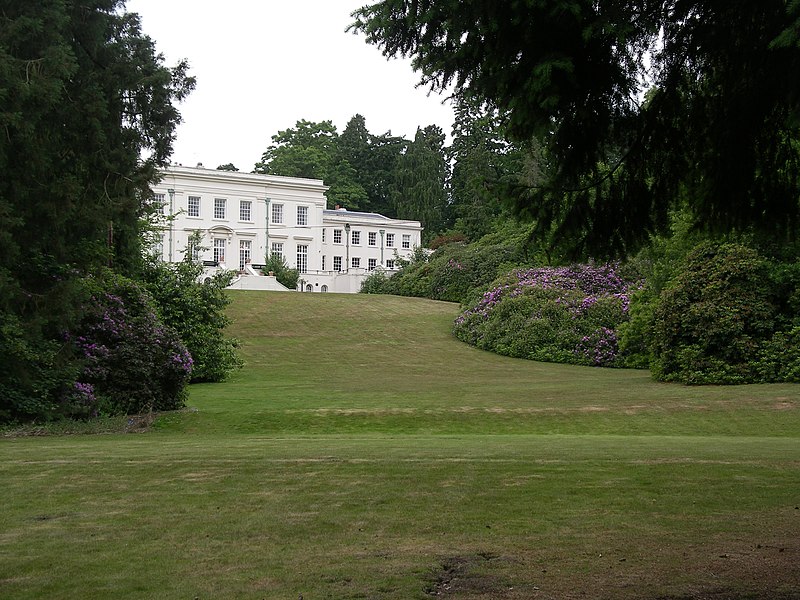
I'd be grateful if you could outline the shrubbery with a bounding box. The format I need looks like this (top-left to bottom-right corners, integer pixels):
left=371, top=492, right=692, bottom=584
left=361, top=241, right=527, bottom=303
left=262, top=254, right=300, bottom=290
left=644, top=241, right=800, bottom=384
left=142, top=258, right=242, bottom=383
left=0, top=311, right=76, bottom=422
left=68, top=272, right=192, bottom=417
left=453, top=264, right=640, bottom=366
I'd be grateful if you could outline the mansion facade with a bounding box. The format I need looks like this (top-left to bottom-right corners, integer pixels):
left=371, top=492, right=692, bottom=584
left=151, top=165, right=423, bottom=293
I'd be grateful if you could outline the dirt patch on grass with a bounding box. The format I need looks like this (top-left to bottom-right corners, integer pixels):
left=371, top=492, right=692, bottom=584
left=424, top=553, right=525, bottom=598
left=421, top=518, right=800, bottom=600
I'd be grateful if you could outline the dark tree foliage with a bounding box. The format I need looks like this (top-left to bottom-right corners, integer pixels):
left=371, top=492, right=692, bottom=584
left=448, top=98, right=525, bottom=241
left=0, top=0, right=194, bottom=421
left=253, top=119, right=369, bottom=209
left=393, top=125, right=449, bottom=237
left=351, top=1, right=800, bottom=257
left=338, top=114, right=408, bottom=216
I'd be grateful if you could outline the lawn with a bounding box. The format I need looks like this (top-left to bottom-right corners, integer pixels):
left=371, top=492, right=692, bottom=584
left=1, top=291, right=798, bottom=599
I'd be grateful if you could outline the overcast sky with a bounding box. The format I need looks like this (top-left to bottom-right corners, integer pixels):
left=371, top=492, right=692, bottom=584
left=125, top=0, right=455, bottom=172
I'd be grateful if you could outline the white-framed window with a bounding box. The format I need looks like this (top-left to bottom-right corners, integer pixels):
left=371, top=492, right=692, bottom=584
left=322, top=228, right=326, bottom=243
left=187, top=196, right=200, bottom=217
left=271, top=203, right=283, bottom=224
left=239, top=200, right=252, bottom=222
left=321, top=255, right=326, bottom=271
left=368, top=258, right=377, bottom=271
left=321, top=285, right=328, bottom=292
left=153, top=193, right=166, bottom=215
left=271, top=242, right=284, bottom=259
left=297, top=205, right=308, bottom=226
left=386, top=233, right=395, bottom=247
left=351, top=230, right=361, bottom=245
left=297, top=244, right=308, bottom=273
left=186, top=236, right=200, bottom=262
left=368, top=231, right=377, bottom=246
left=333, top=256, right=342, bottom=271
left=386, top=259, right=395, bottom=269
left=351, top=257, right=360, bottom=269
left=239, top=240, right=251, bottom=270
left=402, top=234, right=411, bottom=249
left=214, top=198, right=226, bottom=219
left=213, top=238, right=226, bottom=264
left=333, top=229, right=342, bottom=244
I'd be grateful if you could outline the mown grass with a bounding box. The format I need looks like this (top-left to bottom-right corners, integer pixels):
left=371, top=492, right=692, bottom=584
left=1, top=291, right=799, bottom=599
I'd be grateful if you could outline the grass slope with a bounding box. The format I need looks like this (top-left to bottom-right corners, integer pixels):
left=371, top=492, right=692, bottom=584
left=1, top=291, right=799, bottom=600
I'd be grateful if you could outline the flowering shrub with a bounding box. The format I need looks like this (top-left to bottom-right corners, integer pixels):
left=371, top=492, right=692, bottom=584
left=67, top=274, right=192, bottom=416
left=453, top=263, right=641, bottom=367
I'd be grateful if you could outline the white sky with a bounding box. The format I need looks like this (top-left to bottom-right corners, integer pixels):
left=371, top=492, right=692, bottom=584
left=125, top=0, right=455, bottom=172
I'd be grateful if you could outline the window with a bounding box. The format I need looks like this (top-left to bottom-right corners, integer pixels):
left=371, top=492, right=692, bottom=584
left=297, top=205, right=308, bottom=226
left=239, top=200, right=252, bottom=221
left=321, top=285, right=328, bottom=292
left=188, top=196, right=200, bottom=217
left=368, top=231, right=377, bottom=246
left=305, top=284, right=313, bottom=292
left=153, top=193, right=166, bottom=215
left=368, top=258, right=377, bottom=271
left=351, top=230, right=361, bottom=245
left=186, top=237, right=200, bottom=262
left=297, top=244, right=308, bottom=273
left=386, top=259, right=395, bottom=269
left=213, top=238, right=226, bottom=264
left=402, top=234, right=411, bottom=249
left=239, top=240, right=252, bottom=270
left=271, top=203, right=283, bottom=224
left=321, top=255, right=326, bottom=271
left=214, top=198, right=226, bottom=219
left=351, top=257, right=360, bottom=269
left=386, top=233, right=395, bottom=247
left=333, top=256, right=342, bottom=271
left=271, top=242, right=284, bottom=259
left=322, top=228, right=326, bottom=243
left=333, top=229, right=342, bottom=244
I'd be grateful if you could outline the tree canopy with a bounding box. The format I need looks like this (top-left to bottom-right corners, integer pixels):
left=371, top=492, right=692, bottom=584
left=254, top=119, right=369, bottom=209
left=0, top=0, right=195, bottom=420
left=351, top=1, right=800, bottom=256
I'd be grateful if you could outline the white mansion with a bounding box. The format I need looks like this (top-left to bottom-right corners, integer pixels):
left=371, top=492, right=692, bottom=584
left=151, top=165, right=423, bottom=293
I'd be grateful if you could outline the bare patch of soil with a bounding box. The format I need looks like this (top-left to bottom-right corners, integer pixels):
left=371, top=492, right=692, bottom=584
left=424, top=553, right=526, bottom=599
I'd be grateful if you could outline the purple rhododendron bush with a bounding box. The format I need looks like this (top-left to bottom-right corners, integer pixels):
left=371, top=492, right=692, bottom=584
left=64, top=273, right=192, bottom=418
left=453, top=263, right=641, bottom=367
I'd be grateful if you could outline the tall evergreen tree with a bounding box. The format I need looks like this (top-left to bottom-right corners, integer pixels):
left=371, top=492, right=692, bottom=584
left=392, top=125, right=449, bottom=237
left=448, top=98, right=524, bottom=240
left=0, top=0, right=194, bottom=420
left=351, top=1, right=800, bottom=256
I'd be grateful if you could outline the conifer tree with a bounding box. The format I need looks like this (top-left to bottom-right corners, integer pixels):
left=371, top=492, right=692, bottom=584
left=0, top=0, right=194, bottom=420
left=351, top=1, right=800, bottom=256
